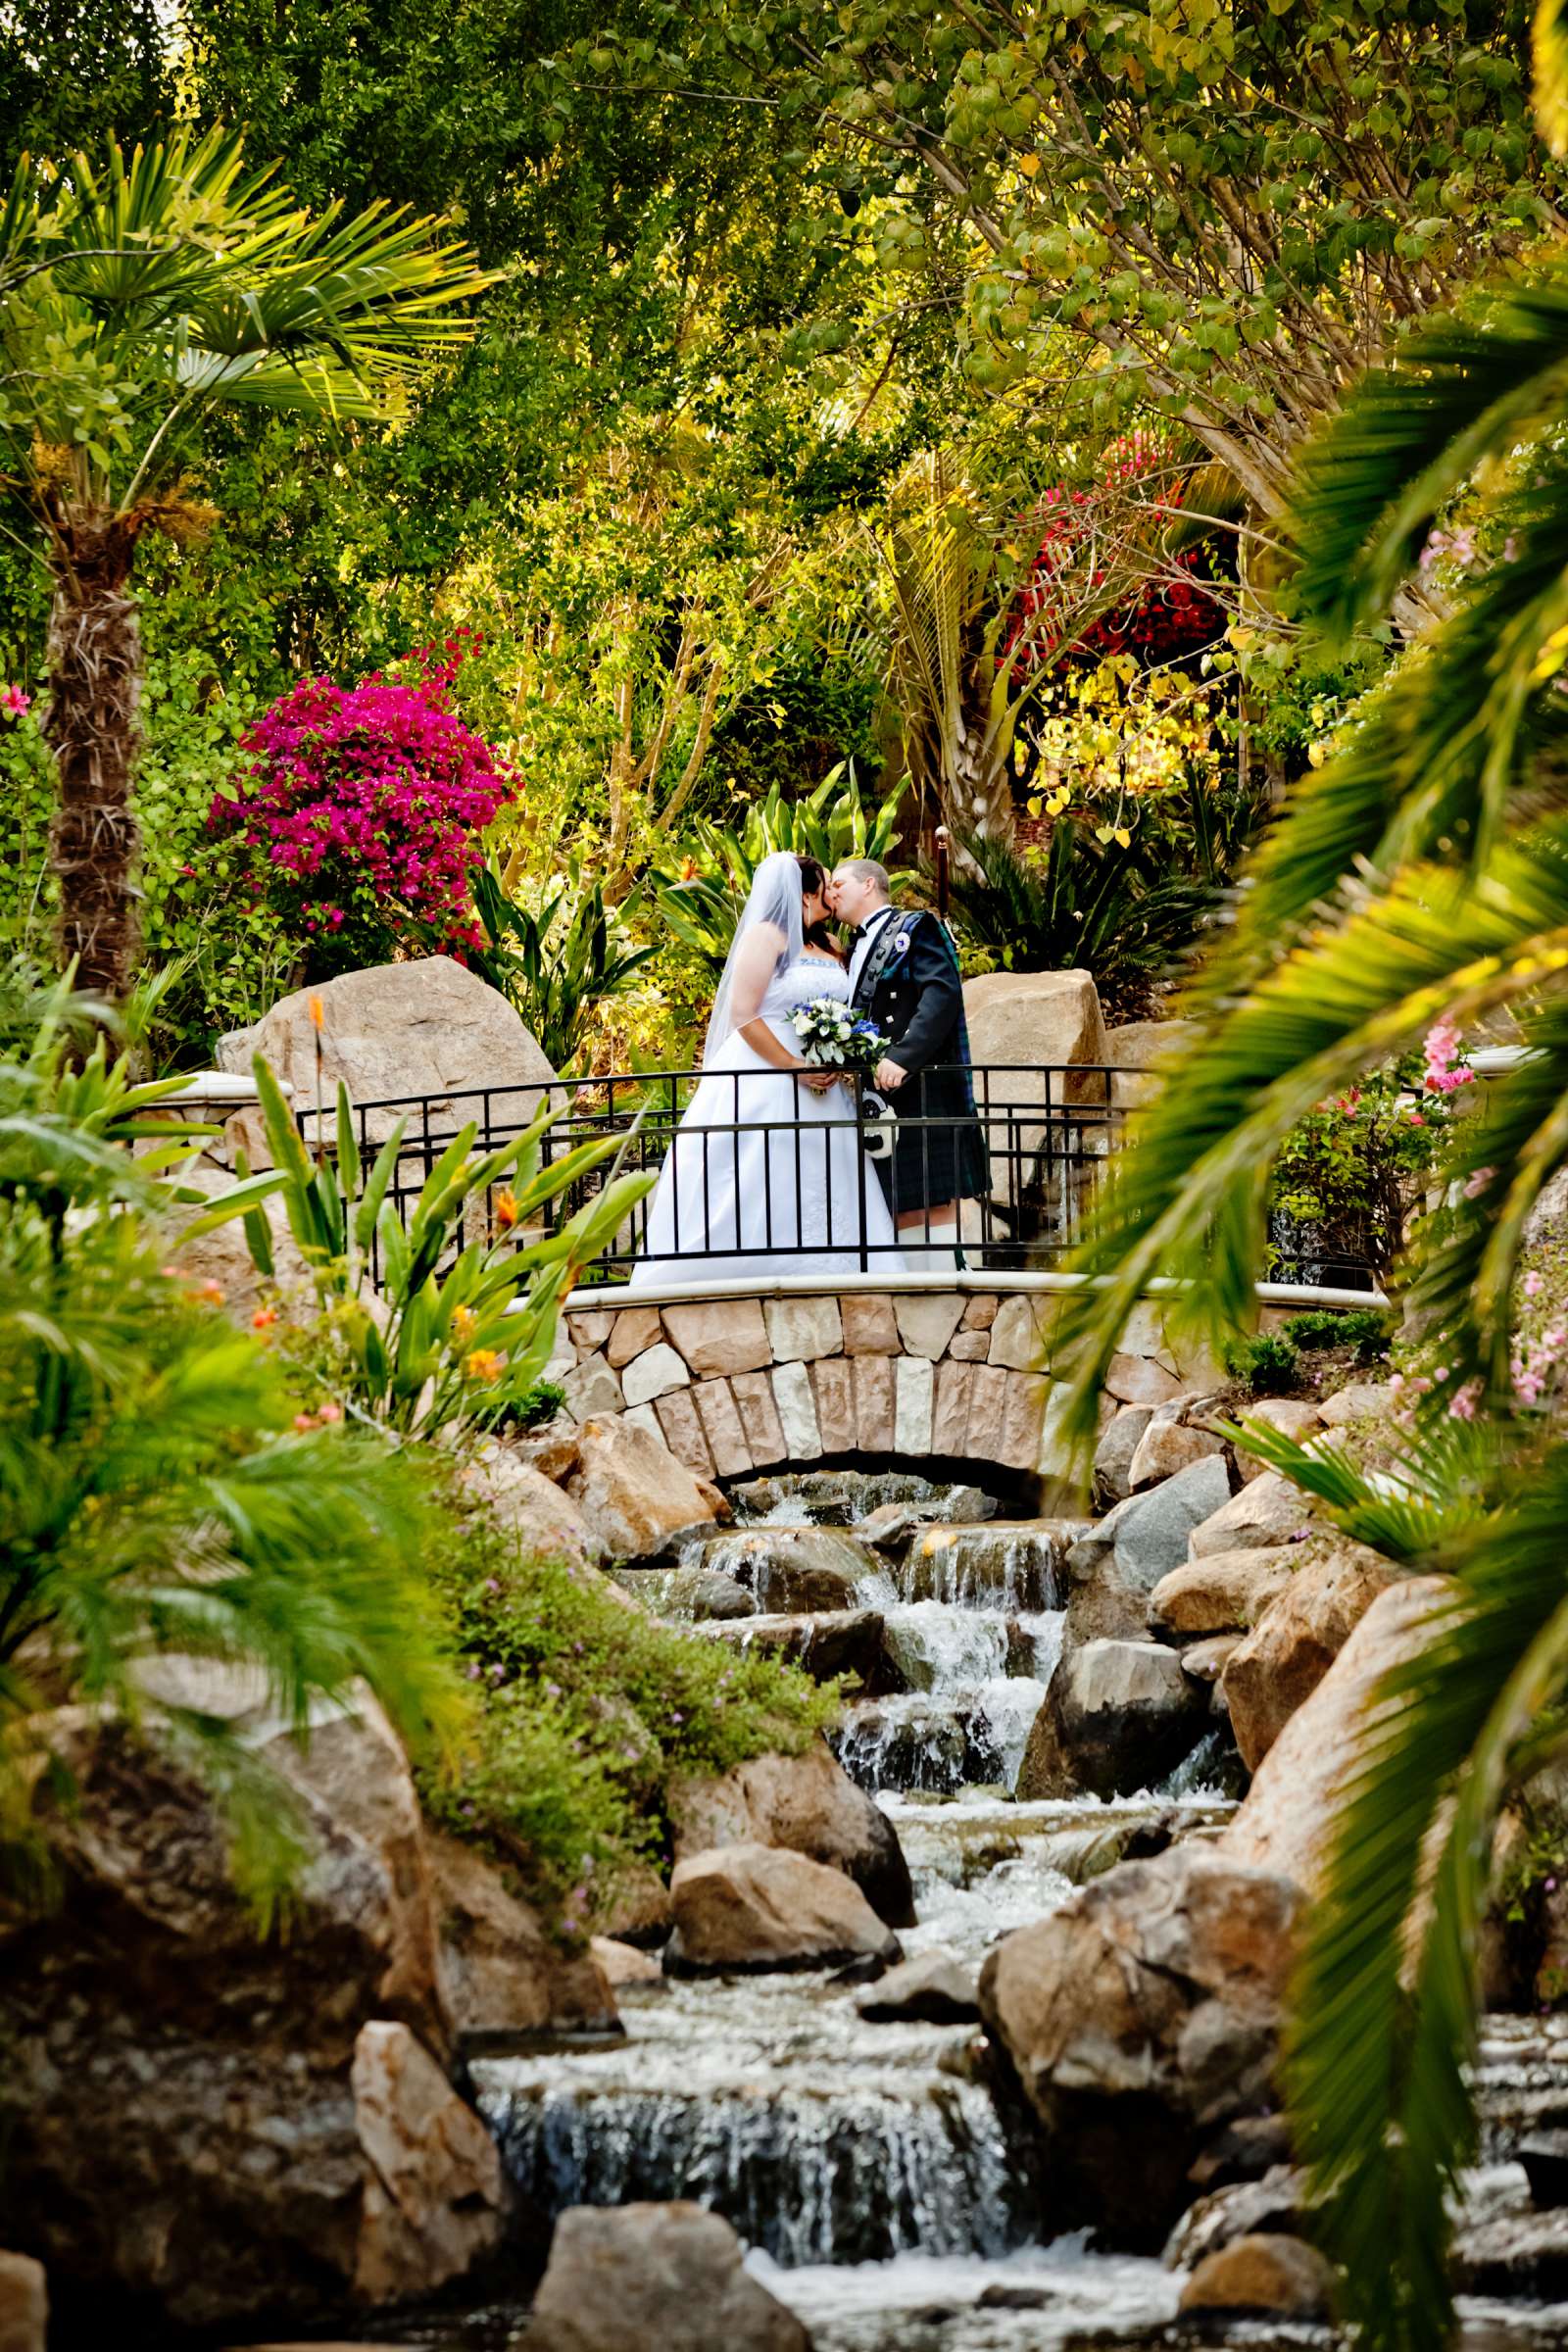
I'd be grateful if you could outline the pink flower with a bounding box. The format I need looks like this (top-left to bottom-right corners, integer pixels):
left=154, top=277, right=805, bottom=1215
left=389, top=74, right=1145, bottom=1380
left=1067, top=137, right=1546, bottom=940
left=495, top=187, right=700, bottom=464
left=1448, top=1380, right=1481, bottom=1421
left=1526, top=1271, right=1544, bottom=1298
left=1463, top=1166, right=1496, bottom=1200
left=0, top=684, right=30, bottom=717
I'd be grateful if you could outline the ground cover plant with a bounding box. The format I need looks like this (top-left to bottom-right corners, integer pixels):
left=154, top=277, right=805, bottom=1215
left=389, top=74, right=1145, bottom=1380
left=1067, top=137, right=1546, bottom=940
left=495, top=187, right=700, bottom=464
left=422, top=1497, right=839, bottom=1929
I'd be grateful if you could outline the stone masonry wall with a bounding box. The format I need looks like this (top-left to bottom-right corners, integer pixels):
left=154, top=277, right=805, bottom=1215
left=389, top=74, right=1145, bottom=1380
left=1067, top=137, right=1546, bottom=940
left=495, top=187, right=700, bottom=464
left=549, top=1291, right=1280, bottom=1486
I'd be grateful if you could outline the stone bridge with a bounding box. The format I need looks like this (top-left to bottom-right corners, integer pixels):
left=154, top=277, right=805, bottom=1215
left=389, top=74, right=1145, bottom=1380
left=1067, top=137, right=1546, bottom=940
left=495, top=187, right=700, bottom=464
left=550, top=1275, right=1370, bottom=1494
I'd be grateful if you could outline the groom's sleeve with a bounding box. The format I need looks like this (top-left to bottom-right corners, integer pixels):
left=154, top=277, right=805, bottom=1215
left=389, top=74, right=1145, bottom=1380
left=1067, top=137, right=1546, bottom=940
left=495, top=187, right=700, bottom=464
left=889, top=914, right=963, bottom=1072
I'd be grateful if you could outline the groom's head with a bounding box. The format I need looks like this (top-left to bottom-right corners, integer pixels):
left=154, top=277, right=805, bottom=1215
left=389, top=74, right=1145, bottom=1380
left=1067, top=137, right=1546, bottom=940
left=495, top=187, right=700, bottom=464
left=829, top=858, right=891, bottom=928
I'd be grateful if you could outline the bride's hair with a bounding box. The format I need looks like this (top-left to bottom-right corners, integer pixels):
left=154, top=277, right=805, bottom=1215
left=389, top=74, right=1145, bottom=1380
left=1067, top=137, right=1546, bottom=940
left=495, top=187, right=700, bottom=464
left=797, top=855, right=844, bottom=960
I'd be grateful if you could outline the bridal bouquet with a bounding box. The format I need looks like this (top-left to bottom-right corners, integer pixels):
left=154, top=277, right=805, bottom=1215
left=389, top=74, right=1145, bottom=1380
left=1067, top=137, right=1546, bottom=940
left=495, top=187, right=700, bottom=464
left=789, top=999, right=887, bottom=1071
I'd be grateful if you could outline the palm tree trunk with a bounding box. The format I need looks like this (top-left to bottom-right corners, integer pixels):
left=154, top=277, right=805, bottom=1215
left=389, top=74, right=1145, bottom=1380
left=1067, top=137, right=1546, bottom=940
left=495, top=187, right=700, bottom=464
left=45, top=508, right=143, bottom=999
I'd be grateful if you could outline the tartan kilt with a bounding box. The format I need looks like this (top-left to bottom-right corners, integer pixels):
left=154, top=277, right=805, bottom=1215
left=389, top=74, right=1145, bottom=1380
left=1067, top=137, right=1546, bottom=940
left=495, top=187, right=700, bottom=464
left=874, top=1060, right=990, bottom=1213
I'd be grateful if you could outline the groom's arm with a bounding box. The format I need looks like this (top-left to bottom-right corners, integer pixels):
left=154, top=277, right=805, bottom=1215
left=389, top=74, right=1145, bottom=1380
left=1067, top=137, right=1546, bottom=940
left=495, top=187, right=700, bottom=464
left=886, top=914, right=963, bottom=1073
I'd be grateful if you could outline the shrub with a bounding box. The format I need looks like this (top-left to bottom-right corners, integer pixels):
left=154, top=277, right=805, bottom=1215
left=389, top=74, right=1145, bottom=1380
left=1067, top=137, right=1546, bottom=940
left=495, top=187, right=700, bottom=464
left=1268, top=1060, right=1457, bottom=1285
left=421, top=1502, right=839, bottom=1927
left=1281, top=1307, right=1393, bottom=1364
left=210, top=639, right=513, bottom=975
left=1223, top=1329, right=1301, bottom=1395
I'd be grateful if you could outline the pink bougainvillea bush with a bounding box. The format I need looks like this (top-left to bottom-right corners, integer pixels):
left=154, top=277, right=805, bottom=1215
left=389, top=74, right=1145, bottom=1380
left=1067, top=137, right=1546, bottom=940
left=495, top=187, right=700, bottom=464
left=211, top=638, right=513, bottom=974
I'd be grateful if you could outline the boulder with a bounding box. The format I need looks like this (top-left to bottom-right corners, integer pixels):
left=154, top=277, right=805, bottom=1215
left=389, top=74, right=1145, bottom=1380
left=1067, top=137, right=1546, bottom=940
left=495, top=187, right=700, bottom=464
left=166, top=1159, right=314, bottom=1316
left=1316, top=1380, right=1396, bottom=1427
left=564, top=1416, right=724, bottom=1560
left=961, top=970, right=1110, bottom=1205
left=1128, top=1418, right=1226, bottom=1492
left=1064, top=1455, right=1233, bottom=1642
left=428, top=1831, right=617, bottom=2036
left=1181, top=1635, right=1243, bottom=1685
left=856, top=1948, right=980, bottom=2024
left=635, top=1564, right=755, bottom=1622
left=1232, top=1397, right=1324, bottom=1483
left=463, top=1446, right=607, bottom=1569
left=1149, top=1546, right=1298, bottom=1639
left=350, top=2020, right=507, bottom=2303
left=979, top=1844, right=1305, bottom=2239
left=1094, top=1405, right=1154, bottom=1507
left=524, top=2202, right=811, bottom=2352
left=1017, top=1638, right=1207, bottom=1801
left=664, top=1844, right=902, bottom=1976
left=1220, top=1538, right=1403, bottom=1770
left=669, top=1741, right=916, bottom=1928
left=589, top=1936, right=662, bottom=1988
left=1163, top=2167, right=1307, bottom=2269
left=1178, top=2234, right=1334, bottom=2319
left=0, top=2254, right=46, bottom=2352
left=1103, top=1019, right=1200, bottom=1108
left=1188, top=1472, right=1312, bottom=1559
left=0, top=1710, right=501, bottom=2329
left=697, top=1610, right=893, bottom=1690
left=218, top=956, right=557, bottom=1158
left=1221, top=1577, right=1450, bottom=1893
left=701, top=1526, right=875, bottom=1616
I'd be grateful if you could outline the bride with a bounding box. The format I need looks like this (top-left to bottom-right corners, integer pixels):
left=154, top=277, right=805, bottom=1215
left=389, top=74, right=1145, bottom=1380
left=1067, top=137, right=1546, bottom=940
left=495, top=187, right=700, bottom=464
left=626, top=851, right=904, bottom=1287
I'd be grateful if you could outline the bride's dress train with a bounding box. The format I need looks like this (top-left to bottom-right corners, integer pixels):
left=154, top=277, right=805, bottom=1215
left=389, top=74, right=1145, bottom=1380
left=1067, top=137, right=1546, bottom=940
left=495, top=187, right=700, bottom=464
left=628, top=954, right=903, bottom=1288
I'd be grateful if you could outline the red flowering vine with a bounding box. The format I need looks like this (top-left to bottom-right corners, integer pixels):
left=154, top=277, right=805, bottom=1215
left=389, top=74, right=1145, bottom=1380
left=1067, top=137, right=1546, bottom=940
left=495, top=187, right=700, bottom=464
left=1006, top=433, right=1228, bottom=671
left=211, top=636, right=512, bottom=971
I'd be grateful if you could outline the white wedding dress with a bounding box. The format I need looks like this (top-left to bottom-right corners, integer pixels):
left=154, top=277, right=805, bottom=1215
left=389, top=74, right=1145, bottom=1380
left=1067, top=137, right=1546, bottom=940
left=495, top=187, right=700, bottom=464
left=627, top=952, right=904, bottom=1288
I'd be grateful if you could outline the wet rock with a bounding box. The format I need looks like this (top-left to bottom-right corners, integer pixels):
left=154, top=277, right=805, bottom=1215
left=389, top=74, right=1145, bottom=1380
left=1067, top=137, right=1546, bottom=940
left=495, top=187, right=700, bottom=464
left=1220, top=1538, right=1402, bottom=1770
left=697, top=1609, right=894, bottom=1690
left=524, top=2201, right=812, bottom=2351
left=664, top=1843, right=902, bottom=1976
left=730, top=1470, right=994, bottom=1527
left=1518, top=2132, right=1568, bottom=2207
left=1188, top=1472, right=1313, bottom=1559
left=669, top=1741, right=916, bottom=1929
left=564, top=1416, right=725, bottom=1560
left=0, top=2253, right=46, bottom=2352
left=1017, top=1639, right=1207, bottom=1802
left=1129, top=1419, right=1226, bottom=1493
left=1064, top=1456, right=1233, bottom=1643
left=589, top=1936, right=663, bottom=1988
left=904, top=1523, right=1072, bottom=1612
left=0, top=1711, right=500, bottom=2328
left=1164, top=2169, right=1307, bottom=2268
left=979, top=1844, right=1304, bottom=2241
left=429, top=1831, right=618, bottom=2036
left=696, top=1525, right=876, bottom=1615
left=1149, top=1546, right=1298, bottom=1639
left=1453, top=2203, right=1568, bottom=2299
left=1178, top=2232, right=1334, bottom=2318
left=350, top=2020, right=507, bottom=2303
left=833, top=1696, right=972, bottom=1796
left=1221, top=1578, right=1451, bottom=1894
left=856, top=1949, right=980, bottom=2024
left=593, top=1863, right=671, bottom=1946
left=1094, top=1404, right=1155, bottom=1507
left=628, top=1564, right=755, bottom=1621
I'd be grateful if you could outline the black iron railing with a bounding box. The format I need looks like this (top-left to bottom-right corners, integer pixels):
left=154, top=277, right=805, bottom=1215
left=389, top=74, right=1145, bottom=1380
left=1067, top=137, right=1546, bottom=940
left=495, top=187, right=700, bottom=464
left=294, top=1060, right=1130, bottom=1285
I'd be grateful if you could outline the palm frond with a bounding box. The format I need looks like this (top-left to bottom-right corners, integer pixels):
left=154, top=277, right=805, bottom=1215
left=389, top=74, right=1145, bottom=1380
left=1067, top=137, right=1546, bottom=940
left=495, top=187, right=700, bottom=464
left=1288, top=1452, right=1568, bottom=2352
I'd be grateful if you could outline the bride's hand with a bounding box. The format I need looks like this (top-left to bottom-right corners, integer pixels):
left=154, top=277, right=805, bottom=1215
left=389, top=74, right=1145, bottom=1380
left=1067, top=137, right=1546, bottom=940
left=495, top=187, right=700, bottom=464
left=798, top=1067, right=839, bottom=1094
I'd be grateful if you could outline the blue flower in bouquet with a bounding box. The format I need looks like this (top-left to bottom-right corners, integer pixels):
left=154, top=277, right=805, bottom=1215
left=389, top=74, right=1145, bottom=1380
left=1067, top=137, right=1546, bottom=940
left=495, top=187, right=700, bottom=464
left=790, top=998, right=888, bottom=1071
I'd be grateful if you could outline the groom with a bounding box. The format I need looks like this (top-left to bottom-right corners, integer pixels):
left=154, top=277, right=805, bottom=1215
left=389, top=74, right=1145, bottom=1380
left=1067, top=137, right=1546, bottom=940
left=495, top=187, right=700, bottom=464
left=828, top=858, right=989, bottom=1268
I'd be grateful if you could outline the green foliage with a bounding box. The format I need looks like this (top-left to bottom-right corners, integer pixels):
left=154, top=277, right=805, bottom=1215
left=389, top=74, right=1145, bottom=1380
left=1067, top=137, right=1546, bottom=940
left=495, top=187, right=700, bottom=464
left=1046, top=38, right=1568, bottom=2345
left=943, top=822, right=1211, bottom=1018
left=1280, top=1307, right=1394, bottom=1362
left=0, top=998, right=463, bottom=1916
left=421, top=1499, right=838, bottom=1924
left=1221, top=1330, right=1300, bottom=1396
left=248, top=1059, right=654, bottom=1443
left=654, top=762, right=911, bottom=972
left=473, top=860, right=660, bottom=1072
left=1270, top=1063, right=1455, bottom=1284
